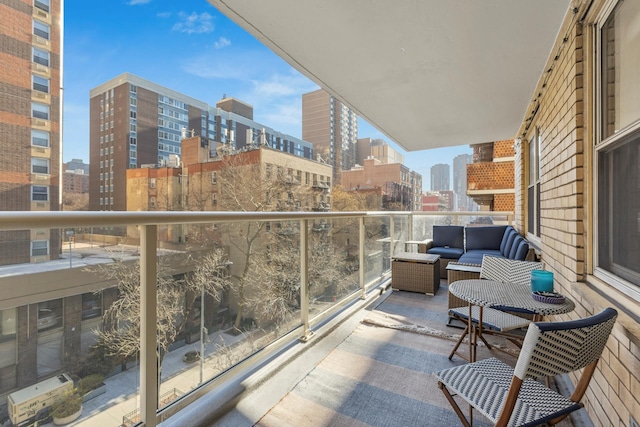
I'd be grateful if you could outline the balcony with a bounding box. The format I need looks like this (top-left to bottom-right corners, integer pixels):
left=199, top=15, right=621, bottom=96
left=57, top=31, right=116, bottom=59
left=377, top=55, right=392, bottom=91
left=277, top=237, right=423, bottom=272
left=0, top=210, right=521, bottom=427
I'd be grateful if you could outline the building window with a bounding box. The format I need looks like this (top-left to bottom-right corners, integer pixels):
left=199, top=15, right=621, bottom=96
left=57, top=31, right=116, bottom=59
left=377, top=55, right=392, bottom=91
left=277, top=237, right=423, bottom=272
left=31, top=185, right=48, bottom=201
left=149, top=196, right=156, bottom=208
left=31, top=130, right=49, bottom=147
left=31, top=157, right=49, bottom=174
left=38, top=299, right=62, bottom=331
left=596, top=0, right=640, bottom=291
left=32, top=75, right=49, bottom=93
left=130, top=136, right=137, bottom=145
left=32, top=102, right=49, bottom=120
left=211, top=172, right=217, bottom=184
left=81, top=292, right=102, bottom=320
left=527, top=127, right=541, bottom=238
left=33, top=20, right=50, bottom=39
left=31, top=240, right=48, bottom=257
left=211, top=193, right=217, bottom=205
left=34, top=0, right=50, bottom=12
left=149, top=178, right=156, bottom=189
left=33, top=47, right=49, bottom=66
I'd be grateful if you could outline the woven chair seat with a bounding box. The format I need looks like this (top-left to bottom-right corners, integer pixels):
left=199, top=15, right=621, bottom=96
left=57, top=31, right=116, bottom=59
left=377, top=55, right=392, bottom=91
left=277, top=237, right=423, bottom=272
left=449, top=306, right=530, bottom=332
left=436, top=357, right=580, bottom=427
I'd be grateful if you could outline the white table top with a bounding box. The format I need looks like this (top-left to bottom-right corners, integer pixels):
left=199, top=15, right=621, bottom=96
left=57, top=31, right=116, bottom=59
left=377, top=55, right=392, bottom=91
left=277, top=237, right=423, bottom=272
left=448, top=279, right=575, bottom=316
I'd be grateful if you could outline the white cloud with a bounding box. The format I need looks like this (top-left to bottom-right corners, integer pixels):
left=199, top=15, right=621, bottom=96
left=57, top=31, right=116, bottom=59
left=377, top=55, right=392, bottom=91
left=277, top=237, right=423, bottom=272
left=127, top=0, right=152, bottom=5
left=157, top=11, right=171, bottom=18
left=214, top=37, right=231, bottom=49
left=172, top=12, right=214, bottom=34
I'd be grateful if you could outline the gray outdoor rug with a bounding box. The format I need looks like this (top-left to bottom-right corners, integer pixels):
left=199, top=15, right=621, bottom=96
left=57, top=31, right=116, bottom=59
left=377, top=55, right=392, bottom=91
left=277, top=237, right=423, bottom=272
left=256, top=288, right=496, bottom=427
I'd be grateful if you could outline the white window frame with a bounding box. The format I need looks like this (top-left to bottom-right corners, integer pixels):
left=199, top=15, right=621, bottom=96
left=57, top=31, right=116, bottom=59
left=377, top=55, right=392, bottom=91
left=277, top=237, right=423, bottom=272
left=31, top=240, right=49, bottom=256
left=31, top=157, right=49, bottom=174
left=593, top=0, right=640, bottom=300
left=31, top=185, right=48, bottom=201
left=31, top=130, right=49, bottom=147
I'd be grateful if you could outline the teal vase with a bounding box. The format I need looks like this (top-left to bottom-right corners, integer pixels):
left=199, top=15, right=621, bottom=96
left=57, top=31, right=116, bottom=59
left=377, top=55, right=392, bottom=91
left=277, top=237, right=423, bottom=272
left=531, top=270, right=554, bottom=292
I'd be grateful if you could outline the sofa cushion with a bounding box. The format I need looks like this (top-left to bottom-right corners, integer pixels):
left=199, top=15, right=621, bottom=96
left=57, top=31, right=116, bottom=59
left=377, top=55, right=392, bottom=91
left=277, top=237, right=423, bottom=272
left=466, top=249, right=503, bottom=257
left=432, top=225, right=464, bottom=249
left=500, top=228, right=518, bottom=256
left=427, top=246, right=464, bottom=259
left=513, top=240, right=530, bottom=260
left=465, top=226, right=507, bottom=251
left=458, top=253, right=487, bottom=265
left=508, top=236, right=525, bottom=259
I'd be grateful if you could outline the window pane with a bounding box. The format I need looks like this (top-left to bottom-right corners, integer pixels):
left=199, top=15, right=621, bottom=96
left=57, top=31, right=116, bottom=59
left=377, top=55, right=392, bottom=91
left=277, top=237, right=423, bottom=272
left=33, top=47, right=49, bottom=66
left=33, top=75, right=49, bottom=93
left=31, top=240, right=48, bottom=256
left=601, top=0, right=640, bottom=138
left=34, top=0, right=50, bottom=12
left=33, top=20, right=50, bottom=39
left=31, top=158, right=49, bottom=174
left=32, top=102, right=49, bottom=120
left=32, top=130, right=49, bottom=147
left=32, top=185, right=48, bottom=201
left=598, top=131, right=640, bottom=285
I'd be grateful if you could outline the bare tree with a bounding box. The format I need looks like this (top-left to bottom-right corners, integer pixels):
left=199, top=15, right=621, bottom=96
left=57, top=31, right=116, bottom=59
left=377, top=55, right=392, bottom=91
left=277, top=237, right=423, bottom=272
left=90, top=249, right=233, bottom=368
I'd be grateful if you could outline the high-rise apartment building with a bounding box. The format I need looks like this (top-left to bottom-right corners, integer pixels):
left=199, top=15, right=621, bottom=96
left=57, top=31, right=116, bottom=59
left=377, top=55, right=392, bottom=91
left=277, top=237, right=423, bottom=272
left=89, top=73, right=314, bottom=211
left=430, top=163, right=450, bottom=191
left=467, top=140, right=515, bottom=212
left=302, top=89, right=358, bottom=184
left=355, top=138, right=404, bottom=165
left=452, top=153, right=476, bottom=211
left=0, top=0, right=62, bottom=265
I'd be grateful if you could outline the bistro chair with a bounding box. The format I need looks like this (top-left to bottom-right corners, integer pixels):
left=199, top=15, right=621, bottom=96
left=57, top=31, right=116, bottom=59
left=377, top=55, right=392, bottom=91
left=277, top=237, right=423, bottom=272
left=448, top=256, right=542, bottom=361
left=436, top=307, right=617, bottom=427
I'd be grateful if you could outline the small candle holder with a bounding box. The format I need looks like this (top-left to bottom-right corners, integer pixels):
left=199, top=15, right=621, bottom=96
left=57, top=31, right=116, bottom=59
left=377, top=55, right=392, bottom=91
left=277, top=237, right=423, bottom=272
left=531, top=270, right=554, bottom=293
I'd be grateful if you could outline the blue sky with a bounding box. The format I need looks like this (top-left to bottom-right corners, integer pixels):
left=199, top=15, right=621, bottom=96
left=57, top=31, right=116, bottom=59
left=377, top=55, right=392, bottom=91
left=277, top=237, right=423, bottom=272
left=63, top=0, right=472, bottom=189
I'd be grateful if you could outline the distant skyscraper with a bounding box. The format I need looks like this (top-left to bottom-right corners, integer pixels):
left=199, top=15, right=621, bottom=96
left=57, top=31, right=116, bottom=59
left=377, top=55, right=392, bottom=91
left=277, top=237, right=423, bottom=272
left=302, top=89, right=358, bottom=184
left=430, top=163, right=450, bottom=191
left=453, top=154, right=475, bottom=211
left=0, top=0, right=62, bottom=265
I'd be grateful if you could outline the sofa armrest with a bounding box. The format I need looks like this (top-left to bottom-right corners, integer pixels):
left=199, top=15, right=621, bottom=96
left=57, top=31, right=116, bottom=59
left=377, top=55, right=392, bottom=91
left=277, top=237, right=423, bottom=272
left=417, top=239, right=433, bottom=253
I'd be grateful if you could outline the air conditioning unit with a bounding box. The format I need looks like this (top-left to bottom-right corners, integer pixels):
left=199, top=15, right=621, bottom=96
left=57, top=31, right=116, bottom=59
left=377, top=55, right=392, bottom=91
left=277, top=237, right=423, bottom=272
left=32, top=63, right=48, bottom=74
left=32, top=35, right=49, bottom=46
left=32, top=119, right=46, bottom=127
left=35, top=174, right=48, bottom=180
left=35, top=9, right=48, bottom=19
left=33, top=91, right=46, bottom=99
left=34, top=147, right=46, bottom=153
left=35, top=202, right=46, bottom=208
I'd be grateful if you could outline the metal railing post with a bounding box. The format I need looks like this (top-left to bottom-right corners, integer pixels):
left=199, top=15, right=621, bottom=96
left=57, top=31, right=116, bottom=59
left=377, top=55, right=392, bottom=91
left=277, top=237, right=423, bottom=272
left=359, top=217, right=365, bottom=299
left=389, top=215, right=395, bottom=258
left=140, top=225, right=158, bottom=427
left=299, top=219, right=313, bottom=342
left=408, top=213, right=413, bottom=241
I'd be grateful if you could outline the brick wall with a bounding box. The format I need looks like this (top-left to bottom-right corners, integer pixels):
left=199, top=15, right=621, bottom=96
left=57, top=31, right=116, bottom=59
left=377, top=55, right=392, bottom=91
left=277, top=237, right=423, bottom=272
left=467, top=161, right=514, bottom=191
left=515, top=11, right=640, bottom=426
left=492, top=139, right=514, bottom=158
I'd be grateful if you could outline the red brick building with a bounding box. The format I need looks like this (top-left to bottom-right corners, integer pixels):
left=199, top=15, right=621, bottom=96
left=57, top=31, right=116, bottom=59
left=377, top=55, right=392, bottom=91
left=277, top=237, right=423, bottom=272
left=0, top=0, right=62, bottom=265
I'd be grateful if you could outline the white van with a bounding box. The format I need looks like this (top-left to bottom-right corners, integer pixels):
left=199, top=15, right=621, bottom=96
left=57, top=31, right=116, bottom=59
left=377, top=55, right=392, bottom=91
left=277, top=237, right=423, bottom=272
left=7, top=373, right=73, bottom=426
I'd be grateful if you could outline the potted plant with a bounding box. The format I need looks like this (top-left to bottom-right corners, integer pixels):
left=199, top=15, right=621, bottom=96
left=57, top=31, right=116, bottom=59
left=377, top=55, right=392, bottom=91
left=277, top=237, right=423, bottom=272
left=182, top=350, right=200, bottom=363
left=51, top=390, right=82, bottom=425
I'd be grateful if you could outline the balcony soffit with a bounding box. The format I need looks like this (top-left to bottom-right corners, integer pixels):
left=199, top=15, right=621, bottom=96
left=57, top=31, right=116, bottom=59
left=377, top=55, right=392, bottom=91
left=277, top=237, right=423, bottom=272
left=208, top=0, right=572, bottom=152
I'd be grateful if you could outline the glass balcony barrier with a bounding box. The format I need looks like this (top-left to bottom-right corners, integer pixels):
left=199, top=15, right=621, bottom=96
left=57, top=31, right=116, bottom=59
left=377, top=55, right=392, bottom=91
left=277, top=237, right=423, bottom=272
left=0, top=210, right=511, bottom=427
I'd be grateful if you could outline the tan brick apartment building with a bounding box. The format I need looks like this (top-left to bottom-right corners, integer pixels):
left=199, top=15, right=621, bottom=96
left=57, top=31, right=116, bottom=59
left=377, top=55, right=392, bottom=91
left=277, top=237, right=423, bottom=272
left=0, top=0, right=62, bottom=265
left=302, top=89, right=358, bottom=185
left=512, top=1, right=640, bottom=424
left=341, top=157, right=422, bottom=211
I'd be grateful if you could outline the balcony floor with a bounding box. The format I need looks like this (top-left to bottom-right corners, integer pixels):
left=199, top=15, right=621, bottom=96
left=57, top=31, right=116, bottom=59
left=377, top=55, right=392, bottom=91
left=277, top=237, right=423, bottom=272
left=211, top=283, right=591, bottom=427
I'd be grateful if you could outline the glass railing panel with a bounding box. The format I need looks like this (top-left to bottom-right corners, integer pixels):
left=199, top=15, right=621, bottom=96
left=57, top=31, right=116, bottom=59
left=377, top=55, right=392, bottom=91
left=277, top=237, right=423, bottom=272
left=310, top=217, right=359, bottom=307
left=364, top=216, right=388, bottom=286
left=392, top=214, right=409, bottom=254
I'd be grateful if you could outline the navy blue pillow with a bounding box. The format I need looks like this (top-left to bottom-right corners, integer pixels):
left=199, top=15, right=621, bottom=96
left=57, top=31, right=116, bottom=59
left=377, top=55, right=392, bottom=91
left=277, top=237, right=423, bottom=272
left=514, top=240, right=529, bottom=260
left=501, top=229, right=518, bottom=256
left=509, top=236, right=525, bottom=259
left=432, top=225, right=464, bottom=248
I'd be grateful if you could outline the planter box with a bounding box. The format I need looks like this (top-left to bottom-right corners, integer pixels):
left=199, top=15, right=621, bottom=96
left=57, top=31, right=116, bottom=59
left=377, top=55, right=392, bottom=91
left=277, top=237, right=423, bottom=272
left=82, top=383, right=106, bottom=403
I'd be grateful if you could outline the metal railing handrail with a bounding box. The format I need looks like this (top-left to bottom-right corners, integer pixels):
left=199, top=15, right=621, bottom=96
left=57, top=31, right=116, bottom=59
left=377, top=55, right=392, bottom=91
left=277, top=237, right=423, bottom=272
left=0, top=210, right=410, bottom=231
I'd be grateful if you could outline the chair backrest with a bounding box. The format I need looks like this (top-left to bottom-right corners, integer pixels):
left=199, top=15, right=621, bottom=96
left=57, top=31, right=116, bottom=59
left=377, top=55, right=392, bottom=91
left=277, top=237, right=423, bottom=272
left=514, top=307, right=617, bottom=380
left=480, top=255, right=542, bottom=285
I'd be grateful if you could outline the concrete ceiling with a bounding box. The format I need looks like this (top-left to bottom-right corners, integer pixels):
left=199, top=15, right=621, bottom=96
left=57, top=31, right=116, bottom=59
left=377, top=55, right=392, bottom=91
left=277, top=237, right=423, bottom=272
left=208, top=0, right=572, bottom=152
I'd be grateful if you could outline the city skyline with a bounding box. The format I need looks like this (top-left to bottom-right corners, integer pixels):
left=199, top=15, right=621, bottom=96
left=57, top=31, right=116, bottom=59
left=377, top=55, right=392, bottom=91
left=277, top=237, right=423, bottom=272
left=63, top=0, right=471, bottom=189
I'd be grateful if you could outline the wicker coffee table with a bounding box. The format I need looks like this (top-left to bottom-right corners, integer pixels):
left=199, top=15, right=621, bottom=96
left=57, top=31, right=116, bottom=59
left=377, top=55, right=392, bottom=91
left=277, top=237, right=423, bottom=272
left=391, top=252, right=440, bottom=295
